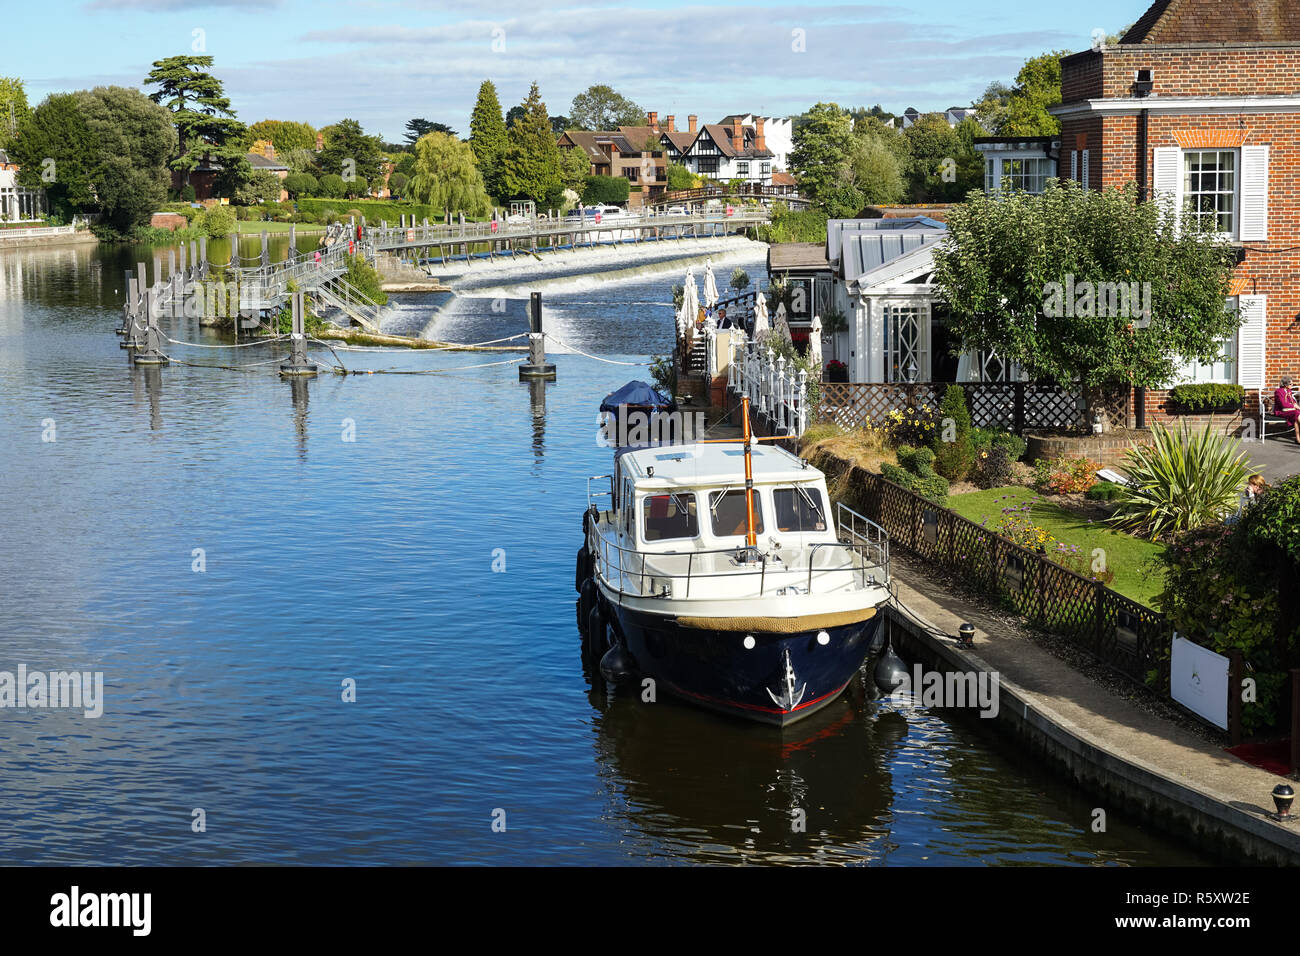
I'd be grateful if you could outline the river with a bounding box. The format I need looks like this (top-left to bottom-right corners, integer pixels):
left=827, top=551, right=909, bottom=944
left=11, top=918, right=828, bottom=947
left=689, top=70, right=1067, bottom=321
left=0, top=236, right=1211, bottom=865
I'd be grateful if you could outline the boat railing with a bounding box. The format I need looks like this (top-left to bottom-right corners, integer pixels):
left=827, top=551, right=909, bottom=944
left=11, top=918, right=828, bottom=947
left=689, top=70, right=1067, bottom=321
left=586, top=523, right=887, bottom=600
left=836, top=502, right=890, bottom=583
left=586, top=474, right=614, bottom=511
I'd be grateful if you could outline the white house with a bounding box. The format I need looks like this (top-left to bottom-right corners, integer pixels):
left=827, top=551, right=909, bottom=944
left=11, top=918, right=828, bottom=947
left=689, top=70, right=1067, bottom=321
left=657, top=114, right=778, bottom=185
left=975, top=137, right=1061, bottom=194
left=0, top=151, right=46, bottom=222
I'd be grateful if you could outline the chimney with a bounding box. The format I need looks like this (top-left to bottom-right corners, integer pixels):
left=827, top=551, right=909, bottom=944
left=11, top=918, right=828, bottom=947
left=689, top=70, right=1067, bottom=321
left=647, top=111, right=659, bottom=133
left=315, top=132, right=323, bottom=151
left=665, top=115, right=675, bottom=133
left=755, top=117, right=766, bottom=153
left=731, top=117, right=743, bottom=153
left=688, top=114, right=698, bottom=134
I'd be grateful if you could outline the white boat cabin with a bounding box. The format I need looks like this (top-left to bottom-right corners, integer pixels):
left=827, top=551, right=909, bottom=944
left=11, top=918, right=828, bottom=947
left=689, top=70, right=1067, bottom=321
left=607, top=443, right=834, bottom=554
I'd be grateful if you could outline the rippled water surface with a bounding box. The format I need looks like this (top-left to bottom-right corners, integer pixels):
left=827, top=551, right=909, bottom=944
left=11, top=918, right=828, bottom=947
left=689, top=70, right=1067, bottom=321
left=0, top=240, right=1210, bottom=865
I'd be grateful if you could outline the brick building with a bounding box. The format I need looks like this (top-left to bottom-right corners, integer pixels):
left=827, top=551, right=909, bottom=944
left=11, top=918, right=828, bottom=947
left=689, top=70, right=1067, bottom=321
left=1053, top=0, right=1300, bottom=430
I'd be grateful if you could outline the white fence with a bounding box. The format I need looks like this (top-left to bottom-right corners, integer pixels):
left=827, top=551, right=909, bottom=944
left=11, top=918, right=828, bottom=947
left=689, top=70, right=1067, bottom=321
left=721, top=330, right=811, bottom=437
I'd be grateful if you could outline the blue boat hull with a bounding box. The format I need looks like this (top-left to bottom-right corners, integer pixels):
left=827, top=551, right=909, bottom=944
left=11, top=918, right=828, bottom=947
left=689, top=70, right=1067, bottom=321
left=607, top=604, right=882, bottom=726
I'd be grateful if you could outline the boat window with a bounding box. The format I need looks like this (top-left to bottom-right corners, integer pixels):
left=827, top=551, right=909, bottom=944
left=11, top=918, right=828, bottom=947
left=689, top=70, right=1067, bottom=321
left=642, top=493, right=698, bottom=542
left=708, top=489, right=764, bottom=538
left=773, top=486, right=828, bottom=533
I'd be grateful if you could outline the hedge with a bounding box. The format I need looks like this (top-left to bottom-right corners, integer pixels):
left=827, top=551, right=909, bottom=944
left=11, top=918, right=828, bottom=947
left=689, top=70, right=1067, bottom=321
left=296, top=198, right=459, bottom=225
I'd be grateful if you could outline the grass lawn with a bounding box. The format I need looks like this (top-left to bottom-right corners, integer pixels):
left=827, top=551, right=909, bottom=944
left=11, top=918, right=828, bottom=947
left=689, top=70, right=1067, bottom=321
left=233, top=221, right=325, bottom=234
left=947, top=486, right=1167, bottom=607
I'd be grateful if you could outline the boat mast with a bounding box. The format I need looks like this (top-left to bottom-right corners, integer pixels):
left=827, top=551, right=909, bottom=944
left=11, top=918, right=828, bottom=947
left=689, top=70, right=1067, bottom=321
left=741, top=396, right=757, bottom=549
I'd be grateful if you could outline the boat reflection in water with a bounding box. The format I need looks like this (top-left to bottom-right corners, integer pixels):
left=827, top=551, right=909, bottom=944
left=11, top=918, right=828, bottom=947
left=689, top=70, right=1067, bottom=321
left=586, top=679, right=913, bottom=863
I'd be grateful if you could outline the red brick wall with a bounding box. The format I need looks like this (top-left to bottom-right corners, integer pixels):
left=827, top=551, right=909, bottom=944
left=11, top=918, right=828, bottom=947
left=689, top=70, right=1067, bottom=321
left=1061, top=43, right=1300, bottom=427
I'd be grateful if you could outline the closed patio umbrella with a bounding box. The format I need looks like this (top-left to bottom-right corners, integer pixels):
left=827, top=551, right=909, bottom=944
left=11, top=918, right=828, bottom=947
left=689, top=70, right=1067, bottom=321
left=774, top=301, right=792, bottom=345
left=702, top=259, right=719, bottom=308
left=810, top=313, right=823, bottom=369
left=752, top=292, right=770, bottom=339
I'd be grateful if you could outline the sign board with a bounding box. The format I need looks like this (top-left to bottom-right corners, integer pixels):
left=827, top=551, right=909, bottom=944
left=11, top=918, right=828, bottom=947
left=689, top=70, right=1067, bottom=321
left=726, top=205, right=735, bottom=217
left=1171, top=635, right=1230, bottom=730
left=490, top=220, right=498, bottom=234
left=594, top=212, right=602, bottom=224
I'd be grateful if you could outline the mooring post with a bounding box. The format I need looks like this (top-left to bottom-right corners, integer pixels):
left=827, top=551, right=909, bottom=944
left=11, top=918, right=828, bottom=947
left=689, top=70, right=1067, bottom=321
left=190, top=241, right=198, bottom=279
left=519, top=291, right=556, bottom=381
left=288, top=224, right=297, bottom=259
left=260, top=231, right=270, bottom=272
left=119, top=271, right=137, bottom=339
left=133, top=290, right=169, bottom=366
left=279, top=291, right=318, bottom=377
left=199, top=236, right=208, bottom=278
left=153, top=255, right=162, bottom=291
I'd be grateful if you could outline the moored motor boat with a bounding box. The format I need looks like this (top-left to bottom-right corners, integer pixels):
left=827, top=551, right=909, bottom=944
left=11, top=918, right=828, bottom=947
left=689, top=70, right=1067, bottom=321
left=576, top=395, right=891, bottom=726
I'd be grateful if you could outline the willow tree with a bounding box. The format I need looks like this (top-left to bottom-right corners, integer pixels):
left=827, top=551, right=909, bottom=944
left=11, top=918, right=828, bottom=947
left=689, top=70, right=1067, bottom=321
left=931, top=180, right=1240, bottom=423
left=406, top=131, right=491, bottom=217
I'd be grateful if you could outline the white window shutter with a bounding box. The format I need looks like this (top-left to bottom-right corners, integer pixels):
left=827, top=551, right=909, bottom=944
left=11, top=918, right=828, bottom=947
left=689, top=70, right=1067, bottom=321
left=1240, top=146, right=1269, bottom=241
left=1070, top=150, right=1078, bottom=181
left=1237, top=294, right=1268, bottom=389
left=1081, top=149, right=1090, bottom=190
left=1152, top=146, right=1181, bottom=208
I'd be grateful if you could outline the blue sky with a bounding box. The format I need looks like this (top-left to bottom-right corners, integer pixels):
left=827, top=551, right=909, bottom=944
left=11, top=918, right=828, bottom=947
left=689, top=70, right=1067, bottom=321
left=9, top=0, right=1147, bottom=141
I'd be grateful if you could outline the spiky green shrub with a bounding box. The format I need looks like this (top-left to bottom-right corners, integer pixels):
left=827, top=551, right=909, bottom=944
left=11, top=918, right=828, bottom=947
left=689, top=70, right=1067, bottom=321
left=932, top=384, right=975, bottom=481
left=1109, top=422, right=1250, bottom=539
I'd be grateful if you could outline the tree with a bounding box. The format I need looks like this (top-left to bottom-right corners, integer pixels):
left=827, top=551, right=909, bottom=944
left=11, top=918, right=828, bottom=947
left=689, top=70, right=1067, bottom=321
left=844, top=134, right=906, bottom=206
left=931, top=181, right=1241, bottom=422
left=789, top=103, right=854, bottom=211
left=501, top=83, right=562, bottom=204
left=318, top=173, right=347, bottom=198
left=568, top=85, right=644, bottom=131
left=549, top=115, right=572, bottom=135
left=975, top=52, right=1070, bottom=137
left=505, top=105, right=526, bottom=128
left=247, top=119, right=318, bottom=154
left=232, top=170, right=283, bottom=205
left=388, top=172, right=408, bottom=197
left=284, top=172, right=318, bottom=198
left=143, top=55, right=247, bottom=189
left=0, top=77, right=30, bottom=151
left=404, top=118, right=456, bottom=145
left=469, top=81, right=508, bottom=199
left=900, top=113, right=981, bottom=203
left=405, top=131, right=491, bottom=217
left=558, top=146, right=590, bottom=194
left=278, top=148, right=320, bottom=176
left=666, top=161, right=695, bottom=190
left=9, top=93, right=99, bottom=219
left=317, top=118, right=386, bottom=186
left=14, top=87, right=177, bottom=234
left=581, top=175, right=629, bottom=205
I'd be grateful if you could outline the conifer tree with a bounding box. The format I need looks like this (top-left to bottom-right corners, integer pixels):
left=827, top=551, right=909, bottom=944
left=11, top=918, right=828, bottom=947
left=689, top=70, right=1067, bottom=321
left=469, top=80, right=507, bottom=200
left=500, top=83, right=562, bottom=206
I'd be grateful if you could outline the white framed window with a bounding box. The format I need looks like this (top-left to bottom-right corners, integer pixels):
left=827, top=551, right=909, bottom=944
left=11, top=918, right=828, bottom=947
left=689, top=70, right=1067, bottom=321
left=1003, top=158, right=1051, bottom=194
left=1155, top=145, right=1268, bottom=241
left=1178, top=296, right=1239, bottom=385
left=1183, top=149, right=1237, bottom=235
left=760, top=162, right=770, bottom=176
left=883, top=303, right=929, bottom=382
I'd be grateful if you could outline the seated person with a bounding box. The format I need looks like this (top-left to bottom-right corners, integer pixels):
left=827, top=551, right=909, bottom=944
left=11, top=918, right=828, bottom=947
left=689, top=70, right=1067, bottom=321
left=1274, top=377, right=1300, bottom=441
left=716, top=307, right=731, bottom=329
left=1246, top=473, right=1269, bottom=503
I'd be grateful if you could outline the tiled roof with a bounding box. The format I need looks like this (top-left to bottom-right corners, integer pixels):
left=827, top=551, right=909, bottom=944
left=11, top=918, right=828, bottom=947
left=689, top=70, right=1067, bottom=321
left=771, top=171, right=798, bottom=186
left=660, top=130, right=696, bottom=152
left=246, top=152, right=289, bottom=171
left=1122, top=0, right=1300, bottom=43
left=699, top=123, right=774, bottom=159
